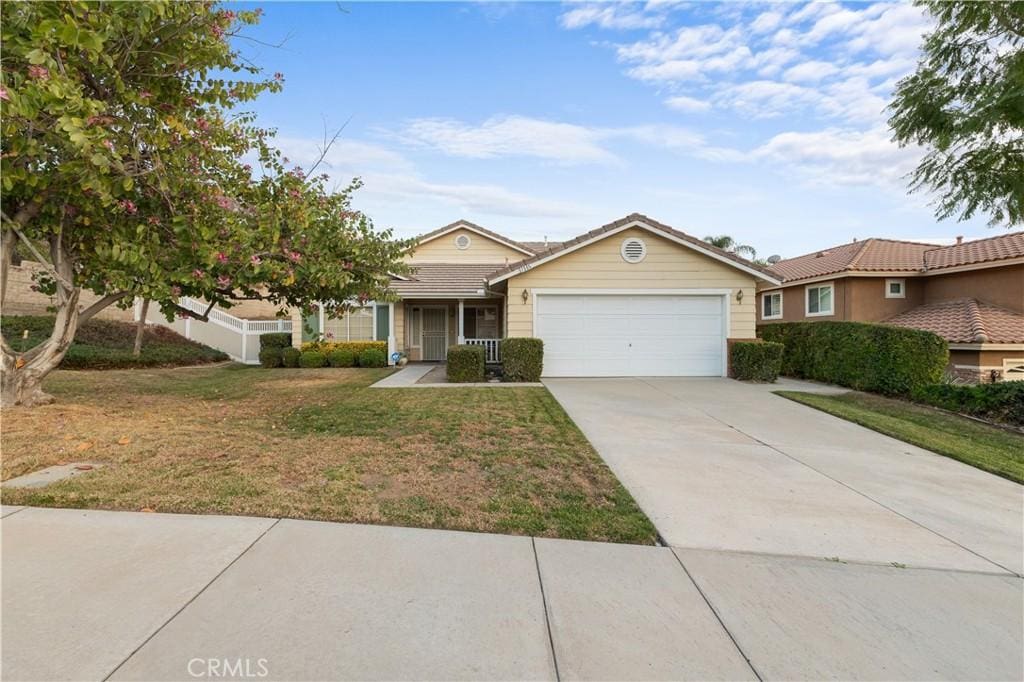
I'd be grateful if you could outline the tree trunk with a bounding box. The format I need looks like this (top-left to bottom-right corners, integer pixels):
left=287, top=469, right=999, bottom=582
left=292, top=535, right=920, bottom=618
left=133, top=298, right=150, bottom=357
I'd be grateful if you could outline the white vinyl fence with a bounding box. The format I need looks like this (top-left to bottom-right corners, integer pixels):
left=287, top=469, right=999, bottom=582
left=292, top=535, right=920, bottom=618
left=139, top=297, right=291, bottom=364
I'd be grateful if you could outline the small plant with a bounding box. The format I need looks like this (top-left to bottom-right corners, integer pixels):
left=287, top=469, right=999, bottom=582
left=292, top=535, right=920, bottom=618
left=730, top=340, right=784, bottom=382
left=358, top=348, right=387, bottom=368
left=327, top=349, right=355, bottom=368
left=501, top=338, right=543, bottom=382
left=259, top=332, right=292, bottom=350
left=911, top=382, right=1024, bottom=427
left=281, top=347, right=301, bottom=368
left=447, top=345, right=484, bottom=382
left=258, top=346, right=283, bottom=369
left=299, top=350, right=327, bottom=368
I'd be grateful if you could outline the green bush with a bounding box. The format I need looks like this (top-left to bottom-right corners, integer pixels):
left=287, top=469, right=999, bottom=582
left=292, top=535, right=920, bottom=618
left=327, top=349, right=355, bottom=368
left=281, top=347, right=301, bottom=368
left=447, top=345, right=484, bottom=382
left=731, top=340, right=784, bottom=382
left=259, top=332, right=292, bottom=350
left=501, top=337, right=543, bottom=382
left=258, top=346, right=282, bottom=369
left=299, top=350, right=326, bottom=368
left=912, top=382, right=1024, bottom=427
left=759, top=321, right=948, bottom=396
left=301, top=340, right=386, bottom=356
left=358, top=348, right=387, bottom=368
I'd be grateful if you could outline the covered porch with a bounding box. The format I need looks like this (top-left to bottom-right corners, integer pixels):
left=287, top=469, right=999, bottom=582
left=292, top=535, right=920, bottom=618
left=399, top=298, right=504, bottom=363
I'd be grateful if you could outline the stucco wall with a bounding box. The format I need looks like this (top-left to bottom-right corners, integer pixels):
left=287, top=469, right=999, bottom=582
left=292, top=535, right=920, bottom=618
left=405, top=228, right=528, bottom=264
left=848, top=276, right=924, bottom=322
left=504, top=227, right=758, bottom=339
left=924, top=264, right=1024, bottom=312
left=3, top=261, right=133, bottom=321
left=758, top=278, right=849, bottom=324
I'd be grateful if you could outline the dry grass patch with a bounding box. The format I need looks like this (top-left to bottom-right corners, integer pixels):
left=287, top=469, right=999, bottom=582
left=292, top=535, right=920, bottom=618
left=2, top=365, right=656, bottom=544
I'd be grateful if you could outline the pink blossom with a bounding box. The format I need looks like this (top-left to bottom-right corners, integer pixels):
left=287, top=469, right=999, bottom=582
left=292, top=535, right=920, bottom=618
left=177, top=310, right=191, bottom=320
left=250, top=254, right=262, bottom=265
left=217, top=275, right=232, bottom=287
left=117, top=199, right=137, bottom=214
left=288, top=188, right=301, bottom=199
left=215, top=195, right=233, bottom=210
left=289, top=251, right=301, bottom=262
left=27, top=65, right=48, bottom=80
left=171, top=285, right=182, bottom=296
left=0, top=87, right=9, bottom=102
left=140, top=90, right=152, bottom=98
left=242, top=164, right=252, bottom=172
left=325, top=332, right=335, bottom=339
left=102, top=139, right=115, bottom=151
left=342, top=261, right=354, bottom=270
left=193, top=269, right=205, bottom=279
left=195, top=117, right=210, bottom=131
left=216, top=252, right=229, bottom=263
left=273, top=72, right=284, bottom=81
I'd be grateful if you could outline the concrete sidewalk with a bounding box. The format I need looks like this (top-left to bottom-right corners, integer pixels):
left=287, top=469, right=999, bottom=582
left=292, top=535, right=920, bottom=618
left=3, top=506, right=1022, bottom=681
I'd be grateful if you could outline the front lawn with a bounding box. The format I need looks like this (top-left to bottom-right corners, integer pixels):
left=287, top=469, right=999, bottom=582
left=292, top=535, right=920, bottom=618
left=776, top=390, right=1024, bottom=484
left=1, top=365, right=656, bottom=544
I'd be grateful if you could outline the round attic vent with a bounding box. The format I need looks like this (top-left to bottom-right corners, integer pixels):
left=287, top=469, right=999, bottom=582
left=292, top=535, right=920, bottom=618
left=454, top=234, right=471, bottom=250
left=620, top=237, right=647, bottom=263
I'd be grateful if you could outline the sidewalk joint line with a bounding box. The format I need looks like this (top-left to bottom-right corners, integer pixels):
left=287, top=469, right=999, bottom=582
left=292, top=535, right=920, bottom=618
left=101, top=517, right=282, bottom=681
left=669, top=548, right=763, bottom=681
left=531, top=537, right=561, bottom=682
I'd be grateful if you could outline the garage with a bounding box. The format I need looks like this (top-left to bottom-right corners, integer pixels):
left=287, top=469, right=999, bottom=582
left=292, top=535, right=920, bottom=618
left=535, top=292, right=727, bottom=377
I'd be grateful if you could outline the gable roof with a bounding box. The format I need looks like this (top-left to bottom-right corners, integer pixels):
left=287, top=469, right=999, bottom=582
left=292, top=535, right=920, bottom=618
left=885, top=298, right=1024, bottom=344
left=412, top=220, right=536, bottom=256
left=487, top=213, right=781, bottom=285
left=769, top=232, right=1024, bottom=284
left=389, top=263, right=500, bottom=298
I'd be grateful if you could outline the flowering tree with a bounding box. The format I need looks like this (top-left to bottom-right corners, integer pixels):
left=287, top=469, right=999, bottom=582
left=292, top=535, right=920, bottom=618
left=0, top=1, right=408, bottom=406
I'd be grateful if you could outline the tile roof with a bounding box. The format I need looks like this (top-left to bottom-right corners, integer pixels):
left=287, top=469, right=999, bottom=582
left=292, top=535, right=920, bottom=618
left=487, top=213, right=779, bottom=282
left=388, top=263, right=503, bottom=298
left=768, top=232, right=1024, bottom=283
left=413, top=220, right=536, bottom=255
left=885, top=298, right=1024, bottom=344
left=520, top=241, right=563, bottom=252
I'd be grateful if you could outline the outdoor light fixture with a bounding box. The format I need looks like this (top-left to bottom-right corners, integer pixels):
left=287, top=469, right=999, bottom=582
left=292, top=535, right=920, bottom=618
left=736, top=289, right=744, bottom=302
left=521, top=288, right=529, bottom=304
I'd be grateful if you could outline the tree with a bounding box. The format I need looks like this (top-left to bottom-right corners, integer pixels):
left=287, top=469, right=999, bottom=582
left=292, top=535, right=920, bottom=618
left=1, top=2, right=409, bottom=406
left=888, top=1, right=1024, bottom=226
left=703, top=234, right=758, bottom=260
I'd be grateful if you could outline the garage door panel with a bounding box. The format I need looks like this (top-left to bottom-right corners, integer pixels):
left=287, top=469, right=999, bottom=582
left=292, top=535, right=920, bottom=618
left=535, top=293, right=725, bottom=377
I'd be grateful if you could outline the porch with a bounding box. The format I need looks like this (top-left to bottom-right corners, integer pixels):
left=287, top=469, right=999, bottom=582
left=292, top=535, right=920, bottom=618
left=400, top=298, right=504, bottom=363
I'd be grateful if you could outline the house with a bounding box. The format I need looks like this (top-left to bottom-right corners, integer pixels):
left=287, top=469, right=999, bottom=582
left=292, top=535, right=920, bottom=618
left=292, top=213, right=781, bottom=377
left=758, top=232, right=1024, bottom=382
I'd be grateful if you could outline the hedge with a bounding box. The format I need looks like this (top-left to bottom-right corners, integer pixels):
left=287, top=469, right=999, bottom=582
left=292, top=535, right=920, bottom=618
left=299, top=350, right=326, bottom=368
left=258, top=347, right=282, bottom=368
left=358, top=348, right=387, bottom=368
left=327, top=349, right=355, bottom=368
left=912, top=382, right=1024, bottom=427
left=501, top=338, right=543, bottom=382
left=731, top=340, right=784, bottom=382
left=301, top=340, right=385, bottom=356
left=447, top=345, right=485, bottom=383
left=281, top=347, right=301, bottom=368
left=259, top=332, right=292, bottom=350
left=759, top=321, right=948, bottom=395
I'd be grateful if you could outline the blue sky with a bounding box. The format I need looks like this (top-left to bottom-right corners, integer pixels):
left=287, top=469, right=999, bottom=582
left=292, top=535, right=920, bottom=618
left=234, top=1, right=995, bottom=258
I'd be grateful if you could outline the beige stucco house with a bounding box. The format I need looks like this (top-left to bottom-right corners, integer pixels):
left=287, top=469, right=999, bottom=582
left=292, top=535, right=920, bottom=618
left=292, top=213, right=780, bottom=378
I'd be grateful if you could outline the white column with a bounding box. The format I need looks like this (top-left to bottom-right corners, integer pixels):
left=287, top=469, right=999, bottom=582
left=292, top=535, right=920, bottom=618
left=241, top=320, right=248, bottom=362
left=457, top=299, right=465, bottom=345
left=318, top=302, right=326, bottom=340
left=387, top=302, right=396, bottom=365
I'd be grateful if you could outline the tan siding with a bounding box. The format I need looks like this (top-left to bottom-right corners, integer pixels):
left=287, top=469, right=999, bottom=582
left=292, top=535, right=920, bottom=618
left=406, top=228, right=528, bottom=264
left=504, top=227, right=757, bottom=339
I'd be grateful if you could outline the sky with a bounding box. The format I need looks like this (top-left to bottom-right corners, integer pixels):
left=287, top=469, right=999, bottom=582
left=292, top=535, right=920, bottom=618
left=232, top=1, right=997, bottom=259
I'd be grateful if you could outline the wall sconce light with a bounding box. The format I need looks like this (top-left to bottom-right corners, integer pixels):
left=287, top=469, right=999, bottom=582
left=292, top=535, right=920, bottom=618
left=521, top=288, right=529, bottom=304
left=735, top=289, right=744, bottom=303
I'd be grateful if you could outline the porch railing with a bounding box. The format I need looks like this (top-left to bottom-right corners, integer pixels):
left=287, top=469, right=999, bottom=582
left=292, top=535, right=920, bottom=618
left=466, top=338, right=500, bottom=363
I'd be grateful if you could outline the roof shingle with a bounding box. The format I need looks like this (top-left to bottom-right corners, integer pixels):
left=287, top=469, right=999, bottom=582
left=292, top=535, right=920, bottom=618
left=388, top=263, right=502, bottom=298
left=885, top=298, right=1024, bottom=344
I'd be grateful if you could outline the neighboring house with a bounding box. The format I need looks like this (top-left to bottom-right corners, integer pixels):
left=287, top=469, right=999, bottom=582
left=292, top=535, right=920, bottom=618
left=293, top=213, right=780, bottom=377
left=758, top=232, right=1024, bottom=382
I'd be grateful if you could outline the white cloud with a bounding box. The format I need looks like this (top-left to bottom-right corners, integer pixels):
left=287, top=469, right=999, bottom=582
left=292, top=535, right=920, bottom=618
left=715, top=80, right=821, bottom=118
left=750, top=10, right=784, bottom=34
left=560, top=3, right=663, bottom=30
left=664, top=95, right=712, bottom=113
left=782, top=60, right=840, bottom=83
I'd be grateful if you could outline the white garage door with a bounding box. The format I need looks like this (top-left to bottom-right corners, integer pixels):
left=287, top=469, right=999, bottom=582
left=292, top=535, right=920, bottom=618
left=535, top=294, right=725, bottom=377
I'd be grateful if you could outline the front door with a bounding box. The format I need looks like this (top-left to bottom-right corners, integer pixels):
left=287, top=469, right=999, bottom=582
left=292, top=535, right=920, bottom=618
left=421, top=307, right=448, bottom=361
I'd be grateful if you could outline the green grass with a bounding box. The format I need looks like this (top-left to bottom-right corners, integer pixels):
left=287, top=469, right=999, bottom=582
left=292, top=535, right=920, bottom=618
left=2, top=365, right=657, bottom=544
left=776, top=390, right=1024, bottom=484
left=1, top=315, right=227, bottom=369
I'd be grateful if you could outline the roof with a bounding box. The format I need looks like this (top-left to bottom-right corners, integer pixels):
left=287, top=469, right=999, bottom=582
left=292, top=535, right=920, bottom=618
left=768, top=232, right=1024, bottom=284
left=412, top=220, right=536, bottom=256
left=520, top=240, right=563, bottom=252
left=388, top=263, right=501, bottom=298
left=885, top=298, right=1024, bottom=344
left=487, top=213, right=780, bottom=284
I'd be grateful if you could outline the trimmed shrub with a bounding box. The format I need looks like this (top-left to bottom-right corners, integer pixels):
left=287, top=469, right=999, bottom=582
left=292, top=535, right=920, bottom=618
left=327, top=349, right=355, bottom=368
left=501, top=338, right=543, bottom=382
left=358, top=348, right=387, bottom=368
left=258, top=346, right=283, bottom=369
left=731, top=340, right=784, bottom=382
left=759, top=321, right=947, bottom=396
left=299, top=350, right=326, bottom=368
left=447, top=344, right=485, bottom=382
left=259, top=332, right=292, bottom=350
left=281, top=347, right=301, bottom=368
left=912, top=382, right=1024, bottom=427
left=301, top=340, right=386, bottom=356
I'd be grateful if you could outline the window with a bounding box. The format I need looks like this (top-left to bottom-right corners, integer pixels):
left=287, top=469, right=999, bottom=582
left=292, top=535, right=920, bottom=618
left=324, top=306, right=374, bottom=341
left=454, top=233, right=471, bottom=250
left=762, top=292, right=782, bottom=320
left=806, top=283, right=834, bottom=316
left=1003, top=359, right=1024, bottom=382
left=620, top=237, right=647, bottom=263
left=885, top=278, right=906, bottom=299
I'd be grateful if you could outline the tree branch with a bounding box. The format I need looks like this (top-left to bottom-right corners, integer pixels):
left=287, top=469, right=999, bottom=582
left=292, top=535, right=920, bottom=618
left=77, top=291, right=132, bottom=327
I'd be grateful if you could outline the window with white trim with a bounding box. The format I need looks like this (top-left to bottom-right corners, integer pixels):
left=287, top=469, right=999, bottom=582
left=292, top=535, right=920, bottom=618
left=885, top=278, right=906, bottom=299
left=762, top=292, right=782, bottom=320
left=324, top=306, right=374, bottom=341
left=806, top=283, right=834, bottom=316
